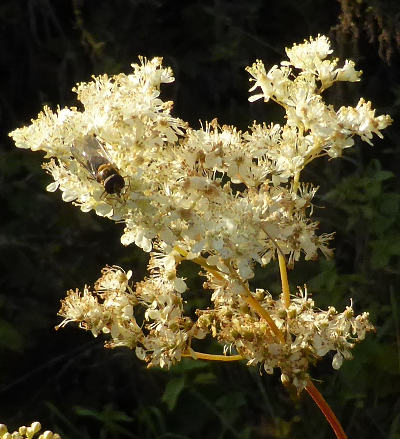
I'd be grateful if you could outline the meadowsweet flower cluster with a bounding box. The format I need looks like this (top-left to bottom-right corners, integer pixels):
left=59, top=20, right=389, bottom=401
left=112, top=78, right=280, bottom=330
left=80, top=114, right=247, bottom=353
left=196, top=284, right=374, bottom=389
left=57, top=265, right=199, bottom=368
left=0, top=422, right=60, bottom=439
left=10, top=36, right=392, bottom=391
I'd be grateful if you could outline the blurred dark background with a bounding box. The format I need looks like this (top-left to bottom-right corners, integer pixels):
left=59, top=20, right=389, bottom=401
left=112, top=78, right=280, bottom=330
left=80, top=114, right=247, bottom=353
left=1, top=1, right=399, bottom=438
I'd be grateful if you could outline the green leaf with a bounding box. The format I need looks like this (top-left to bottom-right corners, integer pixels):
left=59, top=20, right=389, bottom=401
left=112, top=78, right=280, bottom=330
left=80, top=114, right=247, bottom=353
left=0, top=319, right=24, bottom=352
left=169, top=357, right=210, bottom=372
left=215, top=391, right=246, bottom=411
left=379, top=193, right=400, bottom=217
left=192, top=372, right=217, bottom=385
left=370, top=235, right=400, bottom=269
left=162, top=376, right=186, bottom=411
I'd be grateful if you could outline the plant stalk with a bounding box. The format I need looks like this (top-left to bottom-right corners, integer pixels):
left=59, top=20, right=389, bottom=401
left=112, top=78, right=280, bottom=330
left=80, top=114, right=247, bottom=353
left=278, top=253, right=291, bottom=309
left=183, top=350, right=243, bottom=362
left=305, top=381, right=348, bottom=439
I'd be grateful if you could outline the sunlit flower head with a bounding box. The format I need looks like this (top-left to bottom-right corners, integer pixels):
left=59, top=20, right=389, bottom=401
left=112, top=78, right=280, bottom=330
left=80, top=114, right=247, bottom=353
left=10, top=35, right=391, bottom=390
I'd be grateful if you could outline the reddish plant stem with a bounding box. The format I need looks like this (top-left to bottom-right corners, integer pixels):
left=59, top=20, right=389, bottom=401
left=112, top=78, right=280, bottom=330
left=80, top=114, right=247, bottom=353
left=305, top=380, right=348, bottom=439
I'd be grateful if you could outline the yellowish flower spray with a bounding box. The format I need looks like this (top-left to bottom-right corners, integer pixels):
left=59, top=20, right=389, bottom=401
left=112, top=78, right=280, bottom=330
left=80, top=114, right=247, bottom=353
left=9, top=36, right=392, bottom=439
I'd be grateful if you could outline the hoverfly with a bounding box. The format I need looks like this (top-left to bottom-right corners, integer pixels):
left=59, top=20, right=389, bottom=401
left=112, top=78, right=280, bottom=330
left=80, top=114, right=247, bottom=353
left=71, top=135, right=125, bottom=195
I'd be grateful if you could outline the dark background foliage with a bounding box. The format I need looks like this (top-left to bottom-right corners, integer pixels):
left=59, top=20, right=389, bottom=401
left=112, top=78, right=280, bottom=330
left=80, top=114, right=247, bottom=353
left=1, top=1, right=399, bottom=438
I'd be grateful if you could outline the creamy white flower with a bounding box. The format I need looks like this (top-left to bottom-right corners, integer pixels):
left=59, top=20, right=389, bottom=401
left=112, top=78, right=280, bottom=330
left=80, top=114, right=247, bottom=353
left=10, top=37, right=390, bottom=388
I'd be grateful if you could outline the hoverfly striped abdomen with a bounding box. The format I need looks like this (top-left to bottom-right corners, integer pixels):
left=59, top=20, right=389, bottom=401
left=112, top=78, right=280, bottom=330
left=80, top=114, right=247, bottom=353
left=71, top=135, right=125, bottom=195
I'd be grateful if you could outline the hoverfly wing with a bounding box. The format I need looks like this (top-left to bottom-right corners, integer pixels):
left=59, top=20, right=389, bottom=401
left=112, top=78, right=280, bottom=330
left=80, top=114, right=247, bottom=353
left=71, top=135, right=108, bottom=176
